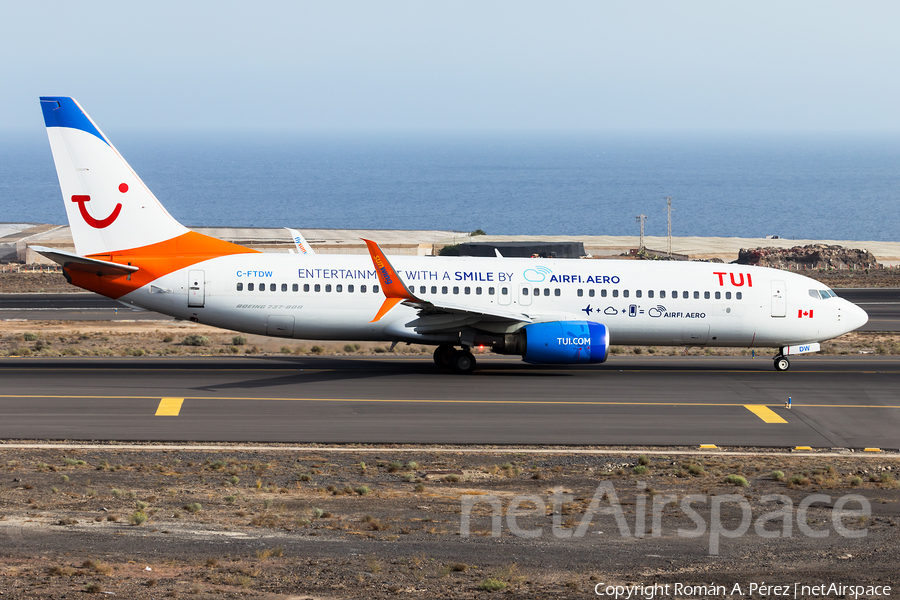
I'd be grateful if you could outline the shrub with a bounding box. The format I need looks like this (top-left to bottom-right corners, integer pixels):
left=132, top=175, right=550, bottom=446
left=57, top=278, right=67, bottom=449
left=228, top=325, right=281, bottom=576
left=725, top=474, right=749, bottom=487
left=182, top=335, right=210, bottom=347
left=637, top=455, right=650, bottom=466
left=224, top=495, right=237, bottom=504
left=129, top=511, right=147, bottom=526
left=354, top=486, right=371, bottom=496
left=479, top=578, right=507, bottom=592
left=23, top=332, right=38, bottom=341
left=633, top=465, right=649, bottom=475
left=850, top=476, right=863, bottom=487
left=162, top=335, right=174, bottom=343
left=184, top=502, right=202, bottom=513
left=771, top=470, right=785, bottom=482
left=232, top=335, right=247, bottom=346
left=687, top=464, right=705, bottom=476
left=310, top=345, right=324, bottom=354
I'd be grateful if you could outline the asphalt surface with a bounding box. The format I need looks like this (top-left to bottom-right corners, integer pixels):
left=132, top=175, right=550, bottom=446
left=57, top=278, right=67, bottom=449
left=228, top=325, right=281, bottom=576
left=0, top=288, right=897, bottom=329
left=0, top=354, right=898, bottom=449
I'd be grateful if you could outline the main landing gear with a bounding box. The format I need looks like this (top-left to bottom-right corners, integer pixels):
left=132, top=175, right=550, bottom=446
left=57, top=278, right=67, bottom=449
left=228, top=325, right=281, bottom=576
left=433, top=345, right=476, bottom=375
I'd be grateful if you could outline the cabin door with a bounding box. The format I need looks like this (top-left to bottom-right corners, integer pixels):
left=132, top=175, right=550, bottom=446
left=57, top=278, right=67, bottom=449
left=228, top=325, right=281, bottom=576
left=188, top=270, right=205, bottom=307
left=771, top=280, right=786, bottom=317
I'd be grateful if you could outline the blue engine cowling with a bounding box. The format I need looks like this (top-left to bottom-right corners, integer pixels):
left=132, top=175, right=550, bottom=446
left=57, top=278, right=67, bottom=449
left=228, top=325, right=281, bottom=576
left=522, top=321, right=609, bottom=364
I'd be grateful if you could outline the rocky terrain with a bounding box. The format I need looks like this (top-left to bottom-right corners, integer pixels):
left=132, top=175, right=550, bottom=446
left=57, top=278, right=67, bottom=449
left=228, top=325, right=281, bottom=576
left=735, top=244, right=881, bottom=272
left=0, top=446, right=898, bottom=598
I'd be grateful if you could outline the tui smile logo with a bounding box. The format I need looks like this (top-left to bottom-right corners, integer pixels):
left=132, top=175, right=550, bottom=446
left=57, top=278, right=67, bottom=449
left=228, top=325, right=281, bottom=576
left=71, top=187, right=125, bottom=229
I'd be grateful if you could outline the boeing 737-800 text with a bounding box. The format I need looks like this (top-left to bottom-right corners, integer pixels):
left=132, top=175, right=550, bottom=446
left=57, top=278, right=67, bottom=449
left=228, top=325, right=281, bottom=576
left=34, top=97, right=868, bottom=373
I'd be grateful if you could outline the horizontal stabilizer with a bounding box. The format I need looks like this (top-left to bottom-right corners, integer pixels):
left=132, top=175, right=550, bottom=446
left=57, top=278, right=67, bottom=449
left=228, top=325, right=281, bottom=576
left=30, top=245, right=138, bottom=277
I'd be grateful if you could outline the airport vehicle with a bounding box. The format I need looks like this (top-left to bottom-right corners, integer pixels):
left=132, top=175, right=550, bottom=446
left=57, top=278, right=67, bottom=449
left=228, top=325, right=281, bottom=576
left=35, top=97, right=868, bottom=373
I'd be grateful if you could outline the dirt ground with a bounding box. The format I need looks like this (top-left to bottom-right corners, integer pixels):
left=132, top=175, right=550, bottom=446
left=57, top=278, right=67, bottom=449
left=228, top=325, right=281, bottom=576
left=0, top=447, right=898, bottom=598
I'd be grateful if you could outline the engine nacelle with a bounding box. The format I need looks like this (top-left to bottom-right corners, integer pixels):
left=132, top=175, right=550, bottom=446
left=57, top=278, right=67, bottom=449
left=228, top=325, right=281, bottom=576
left=521, top=321, right=609, bottom=364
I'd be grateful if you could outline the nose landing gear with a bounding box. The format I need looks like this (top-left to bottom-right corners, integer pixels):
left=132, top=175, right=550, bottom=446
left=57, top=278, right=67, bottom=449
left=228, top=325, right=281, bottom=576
left=773, top=354, right=790, bottom=372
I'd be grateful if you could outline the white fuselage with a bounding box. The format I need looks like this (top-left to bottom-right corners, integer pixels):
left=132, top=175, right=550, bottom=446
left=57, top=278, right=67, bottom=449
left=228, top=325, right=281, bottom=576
left=117, top=253, right=867, bottom=349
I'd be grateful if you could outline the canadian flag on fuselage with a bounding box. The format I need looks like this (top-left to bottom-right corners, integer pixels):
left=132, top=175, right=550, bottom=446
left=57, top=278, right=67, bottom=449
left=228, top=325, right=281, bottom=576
left=798, top=310, right=814, bottom=318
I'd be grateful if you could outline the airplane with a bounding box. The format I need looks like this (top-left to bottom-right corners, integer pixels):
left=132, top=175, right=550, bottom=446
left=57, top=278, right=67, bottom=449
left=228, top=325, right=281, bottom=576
left=33, top=96, right=868, bottom=374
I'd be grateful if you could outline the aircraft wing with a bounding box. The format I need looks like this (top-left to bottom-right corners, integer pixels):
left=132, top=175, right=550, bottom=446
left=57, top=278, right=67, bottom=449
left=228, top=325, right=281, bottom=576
left=362, top=238, right=532, bottom=326
left=30, top=245, right=139, bottom=277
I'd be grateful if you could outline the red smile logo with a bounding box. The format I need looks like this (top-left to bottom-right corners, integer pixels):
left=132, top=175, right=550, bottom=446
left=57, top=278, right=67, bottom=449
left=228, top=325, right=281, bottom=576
left=71, top=192, right=123, bottom=229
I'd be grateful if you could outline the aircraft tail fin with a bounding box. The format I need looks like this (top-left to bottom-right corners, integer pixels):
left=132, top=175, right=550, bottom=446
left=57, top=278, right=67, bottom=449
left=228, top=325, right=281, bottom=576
left=40, top=97, right=189, bottom=257
left=285, top=228, right=316, bottom=255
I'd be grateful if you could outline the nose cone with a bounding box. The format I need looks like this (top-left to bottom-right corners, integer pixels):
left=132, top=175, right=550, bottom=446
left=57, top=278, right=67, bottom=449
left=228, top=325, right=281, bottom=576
left=846, top=301, right=868, bottom=332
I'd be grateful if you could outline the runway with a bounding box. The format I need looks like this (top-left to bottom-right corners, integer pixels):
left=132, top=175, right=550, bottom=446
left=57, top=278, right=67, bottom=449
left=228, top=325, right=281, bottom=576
left=1, top=288, right=897, bottom=329
left=0, top=355, right=898, bottom=449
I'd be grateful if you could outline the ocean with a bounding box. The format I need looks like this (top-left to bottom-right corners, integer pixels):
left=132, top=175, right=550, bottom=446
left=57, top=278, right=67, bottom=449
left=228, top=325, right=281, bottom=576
left=2, top=131, right=898, bottom=241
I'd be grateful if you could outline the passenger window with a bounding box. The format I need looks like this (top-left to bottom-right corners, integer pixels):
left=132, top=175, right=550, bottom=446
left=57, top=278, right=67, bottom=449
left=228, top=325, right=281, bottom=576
left=281, top=283, right=287, bottom=292
left=660, top=291, right=665, bottom=299
left=260, top=282, right=266, bottom=292
left=303, top=284, right=310, bottom=292
left=453, top=286, right=460, bottom=294
left=409, top=286, right=414, bottom=293
left=704, top=291, right=710, bottom=299
left=682, top=291, right=689, bottom=299
left=431, top=286, right=437, bottom=294
left=361, top=285, right=367, bottom=293
left=726, top=291, right=731, bottom=300
left=270, top=283, right=276, bottom=292
left=522, top=288, right=529, bottom=296
left=534, top=288, right=540, bottom=296
left=325, top=284, right=332, bottom=293
left=442, top=286, right=448, bottom=294
left=488, top=287, right=495, bottom=295
left=248, top=283, right=254, bottom=291
left=589, top=289, right=595, bottom=297
left=648, top=290, right=654, bottom=299
left=693, top=291, right=699, bottom=299
left=554, top=288, right=561, bottom=297
left=314, top=284, right=321, bottom=292
left=348, top=284, right=354, bottom=293
left=464, top=286, right=471, bottom=295
left=500, top=287, right=507, bottom=295
left=636, top=290, right=642, bottom=298
left=736, top=291, right=742, bottom=300
left=336, top=284, right=343, bottom=292
left=236, top=282, right=243, bottom=291
left=623, top=290, right=629, bottom=298
left=373, top=285, right=379, bottom=293
left=292, top=283, right=298, bottom=292
left=476, top=287, right=482, bottom=295
left=577, top=289, right=583, bottom=297
left=612, top=290, right=619, bottom=298
left=600, top=289, right=607, bottom=297
left=543, top=288, right=550, bottom=297
left=715, top=291, right=720, bottom=300
left=672, top=291, right=677, bottom=298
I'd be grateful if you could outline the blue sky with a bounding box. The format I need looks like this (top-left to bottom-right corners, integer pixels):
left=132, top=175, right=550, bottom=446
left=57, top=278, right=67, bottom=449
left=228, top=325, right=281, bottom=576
left=4, top=1, right=900, bottom=134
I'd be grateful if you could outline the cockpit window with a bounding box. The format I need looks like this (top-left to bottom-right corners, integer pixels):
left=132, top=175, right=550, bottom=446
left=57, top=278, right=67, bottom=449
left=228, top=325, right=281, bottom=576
left=819, top=289, right=836, bottom=300
left=809, top=289, right=820, bottom=299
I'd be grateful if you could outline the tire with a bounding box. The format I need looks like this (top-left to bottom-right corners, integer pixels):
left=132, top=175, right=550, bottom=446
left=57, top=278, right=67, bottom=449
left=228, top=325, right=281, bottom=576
left=450, top=349, right=476, bottom=374
left=433, top=345, right=455, bottom=368
left=774, top=356, right=790, bottom=372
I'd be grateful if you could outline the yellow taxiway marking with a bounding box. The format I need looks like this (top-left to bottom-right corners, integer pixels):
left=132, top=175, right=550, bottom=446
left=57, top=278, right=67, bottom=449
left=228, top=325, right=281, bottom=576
left=794, top=446, right=813, bottom=451
left=699, top=444, right=718, bottom=449
left=155, top=398, right=184, bottom=416
left=744, top=405, right=788, bottom=423
left=3, top=394, right=900, bottom=409
left=864, top=448, right=883, bottom=452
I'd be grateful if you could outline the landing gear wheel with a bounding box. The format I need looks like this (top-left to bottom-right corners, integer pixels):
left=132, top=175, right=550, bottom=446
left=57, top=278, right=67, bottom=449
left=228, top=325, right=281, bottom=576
left=450, top=349, right=476, bottom=375
left=433, top=345, right=455, bottom=369
left=774, top=355, right=790, bottom=372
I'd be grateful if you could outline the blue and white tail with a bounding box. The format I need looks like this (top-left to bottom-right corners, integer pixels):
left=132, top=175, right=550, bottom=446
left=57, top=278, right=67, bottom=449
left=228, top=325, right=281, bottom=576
left=40, top=97, right=188, bottom=257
